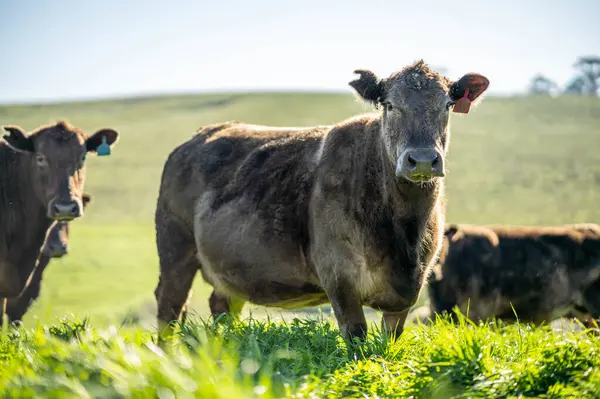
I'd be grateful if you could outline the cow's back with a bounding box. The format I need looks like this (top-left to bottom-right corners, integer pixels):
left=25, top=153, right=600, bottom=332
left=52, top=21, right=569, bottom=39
left=157, top=121, right=329, bottom=226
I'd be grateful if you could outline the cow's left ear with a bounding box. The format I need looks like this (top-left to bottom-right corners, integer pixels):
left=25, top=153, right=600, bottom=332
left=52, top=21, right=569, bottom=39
left=2, top=125, right=34, bottom=153
left=349, top=69, right=385, bottom=107
left=449, top=73, right=490, bottom=114
left=86, top=129, right=119, bottom=154
left=82, top=193, right=92, bottom=210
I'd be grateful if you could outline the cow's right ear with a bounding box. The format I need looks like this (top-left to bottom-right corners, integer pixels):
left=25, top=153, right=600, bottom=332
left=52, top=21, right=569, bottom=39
left=349, top=69, right=385, bottom=107
left=2, top=125, right=34, bottom=153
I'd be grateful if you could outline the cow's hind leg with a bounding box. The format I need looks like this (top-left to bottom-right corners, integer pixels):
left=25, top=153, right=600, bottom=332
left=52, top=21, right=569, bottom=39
left=209, top=290, right=246, bottom=321
left=154, top=216, right=199, bottom=344
left=176, top=288, right=195, bottom=327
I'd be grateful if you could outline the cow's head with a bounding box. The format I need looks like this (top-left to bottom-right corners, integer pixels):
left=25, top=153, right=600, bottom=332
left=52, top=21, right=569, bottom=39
left=349, top=60, right=489, bottom=183
left=41, top=194, right=92, bottom=258
left=2, top=121, right=117, bottom=221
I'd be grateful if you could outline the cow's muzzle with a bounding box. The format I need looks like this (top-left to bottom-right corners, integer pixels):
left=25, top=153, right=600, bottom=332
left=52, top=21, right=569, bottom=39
left=47, top=242, right=69, bottom=258
left=396, top=148, right=445, bottom=182
left=48, top=200, right=82, bottom=221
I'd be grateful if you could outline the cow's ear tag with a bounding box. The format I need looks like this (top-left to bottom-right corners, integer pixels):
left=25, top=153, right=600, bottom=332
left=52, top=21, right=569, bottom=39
left=453, top=88, right=471, bottom=114
left=96, top=136, right=111, bottom=156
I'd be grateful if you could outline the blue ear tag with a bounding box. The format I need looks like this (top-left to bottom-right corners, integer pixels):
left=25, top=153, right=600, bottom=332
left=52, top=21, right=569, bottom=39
left=96, top=136, right=111, bottom=156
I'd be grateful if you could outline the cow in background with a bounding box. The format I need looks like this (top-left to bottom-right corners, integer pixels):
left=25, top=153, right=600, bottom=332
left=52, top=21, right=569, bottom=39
left=0, top=121, right=118, bottom=316
left=419, top=223, right=600, bottom=331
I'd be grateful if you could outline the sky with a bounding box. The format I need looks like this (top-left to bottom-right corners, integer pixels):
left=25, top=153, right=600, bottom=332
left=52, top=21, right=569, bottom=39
left=1, top=0, right=599, bottom=104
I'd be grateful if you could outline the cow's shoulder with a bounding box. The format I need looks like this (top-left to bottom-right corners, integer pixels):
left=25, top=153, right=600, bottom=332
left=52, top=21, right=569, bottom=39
left=316, top=114, right=379, bottom=164
left=313, top=114, right=380, bottom=196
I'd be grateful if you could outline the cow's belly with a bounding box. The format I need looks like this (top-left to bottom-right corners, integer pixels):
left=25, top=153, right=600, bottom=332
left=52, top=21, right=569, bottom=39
left=193, top=196, right=328, bottom=308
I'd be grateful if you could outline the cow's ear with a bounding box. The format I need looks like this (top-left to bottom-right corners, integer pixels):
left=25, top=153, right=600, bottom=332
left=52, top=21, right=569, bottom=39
left=2, top=125, right=34, bottom=153
left=444, top=225, right=459, bottom=239
left=449, top=73, right=490, bottom=114
left=444, top=224, right=464, bottom=243
left=349, top=69, right=385, bottom=107
left=82, top=193, right=92, bottom=210
left=86, top=129, right=119, bottom=154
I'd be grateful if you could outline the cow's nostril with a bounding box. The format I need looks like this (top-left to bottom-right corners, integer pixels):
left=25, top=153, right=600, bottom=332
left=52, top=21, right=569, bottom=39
left=407, top=155, right=417, bottom=168
left=53, top=204, right=61, bottom=214
left=431, top=156, right=440, bottom=168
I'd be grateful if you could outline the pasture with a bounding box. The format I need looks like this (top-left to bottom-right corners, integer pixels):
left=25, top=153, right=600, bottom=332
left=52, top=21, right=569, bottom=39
left=1, top=92, right=600, bottom=397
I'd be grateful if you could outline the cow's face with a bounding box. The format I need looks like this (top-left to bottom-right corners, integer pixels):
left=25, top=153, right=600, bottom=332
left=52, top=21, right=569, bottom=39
left=2, top=121, right=117, bottom=221
left=41, top=194, right=92, bottom=258
left=349, top=60, right=489, bottom=183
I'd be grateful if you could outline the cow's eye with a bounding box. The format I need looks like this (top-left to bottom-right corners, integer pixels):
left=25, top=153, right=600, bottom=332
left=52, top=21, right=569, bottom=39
left=36, top=154, right=47, bottom=166
left=446, top=101, right=455, bottom=110
left=384, top=102, right=393, bottom=111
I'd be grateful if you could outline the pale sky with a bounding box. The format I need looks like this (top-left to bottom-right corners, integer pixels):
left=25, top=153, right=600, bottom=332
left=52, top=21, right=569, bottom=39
left=1, top=0, right=598, bottom=104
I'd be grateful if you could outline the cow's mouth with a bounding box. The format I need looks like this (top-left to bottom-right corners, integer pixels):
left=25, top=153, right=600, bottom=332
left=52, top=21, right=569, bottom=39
left=48, top=247, right=68, bottom=258
left=401, top=173, right=439, bottom=184
left=51, top=215, right=76, bottom=222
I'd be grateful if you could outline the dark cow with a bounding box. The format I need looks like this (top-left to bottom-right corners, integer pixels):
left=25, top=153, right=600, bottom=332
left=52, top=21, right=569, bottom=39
left=0, top=121, right=118, bottom=304
left=154, top=60, right=489, bottom=343
left=2, top=194, right=92, bottom=326
left=422, top=223, right=600, bottom=329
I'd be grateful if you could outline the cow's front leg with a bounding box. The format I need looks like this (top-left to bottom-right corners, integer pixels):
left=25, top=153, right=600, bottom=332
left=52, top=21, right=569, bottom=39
left=312, top=240, right=367, bottom=342
left=326, top=278, right=367, bottom=342
left=381, top=309, right=410, bottom=339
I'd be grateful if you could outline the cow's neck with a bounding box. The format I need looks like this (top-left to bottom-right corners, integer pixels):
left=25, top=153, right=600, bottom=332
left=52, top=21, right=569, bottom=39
left=349, top=121, right=444, bottom=285
left=0, top=145, right=51, bottom=257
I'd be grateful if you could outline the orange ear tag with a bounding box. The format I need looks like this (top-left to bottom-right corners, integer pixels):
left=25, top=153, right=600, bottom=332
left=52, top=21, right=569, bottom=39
left=453, top=88, right=471, bottom=114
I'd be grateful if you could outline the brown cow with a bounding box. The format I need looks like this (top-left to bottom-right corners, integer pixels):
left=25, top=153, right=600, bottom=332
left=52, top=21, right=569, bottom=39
left=422, top=223, right=600, bottom=329
left=154, top=60, right=489, bottom=342
left=0, top=121, right=118, bottom=303
left=2, top=194, right=92, bottom=327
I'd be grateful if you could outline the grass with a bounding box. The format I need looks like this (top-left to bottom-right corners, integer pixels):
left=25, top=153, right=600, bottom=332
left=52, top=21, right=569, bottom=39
left=1, top=313, right=599, bottom=398
left=1, top=92, right=600, bottom=397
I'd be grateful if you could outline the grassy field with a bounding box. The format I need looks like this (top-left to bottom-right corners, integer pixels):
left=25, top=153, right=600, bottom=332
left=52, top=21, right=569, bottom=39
left=1, top=92, right=600, bottom=397
left=1, top=315, right=599, bottom=398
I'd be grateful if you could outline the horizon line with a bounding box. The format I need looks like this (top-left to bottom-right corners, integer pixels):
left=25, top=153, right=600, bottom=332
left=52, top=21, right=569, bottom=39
left=0, top=87, right=527, bottom=108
